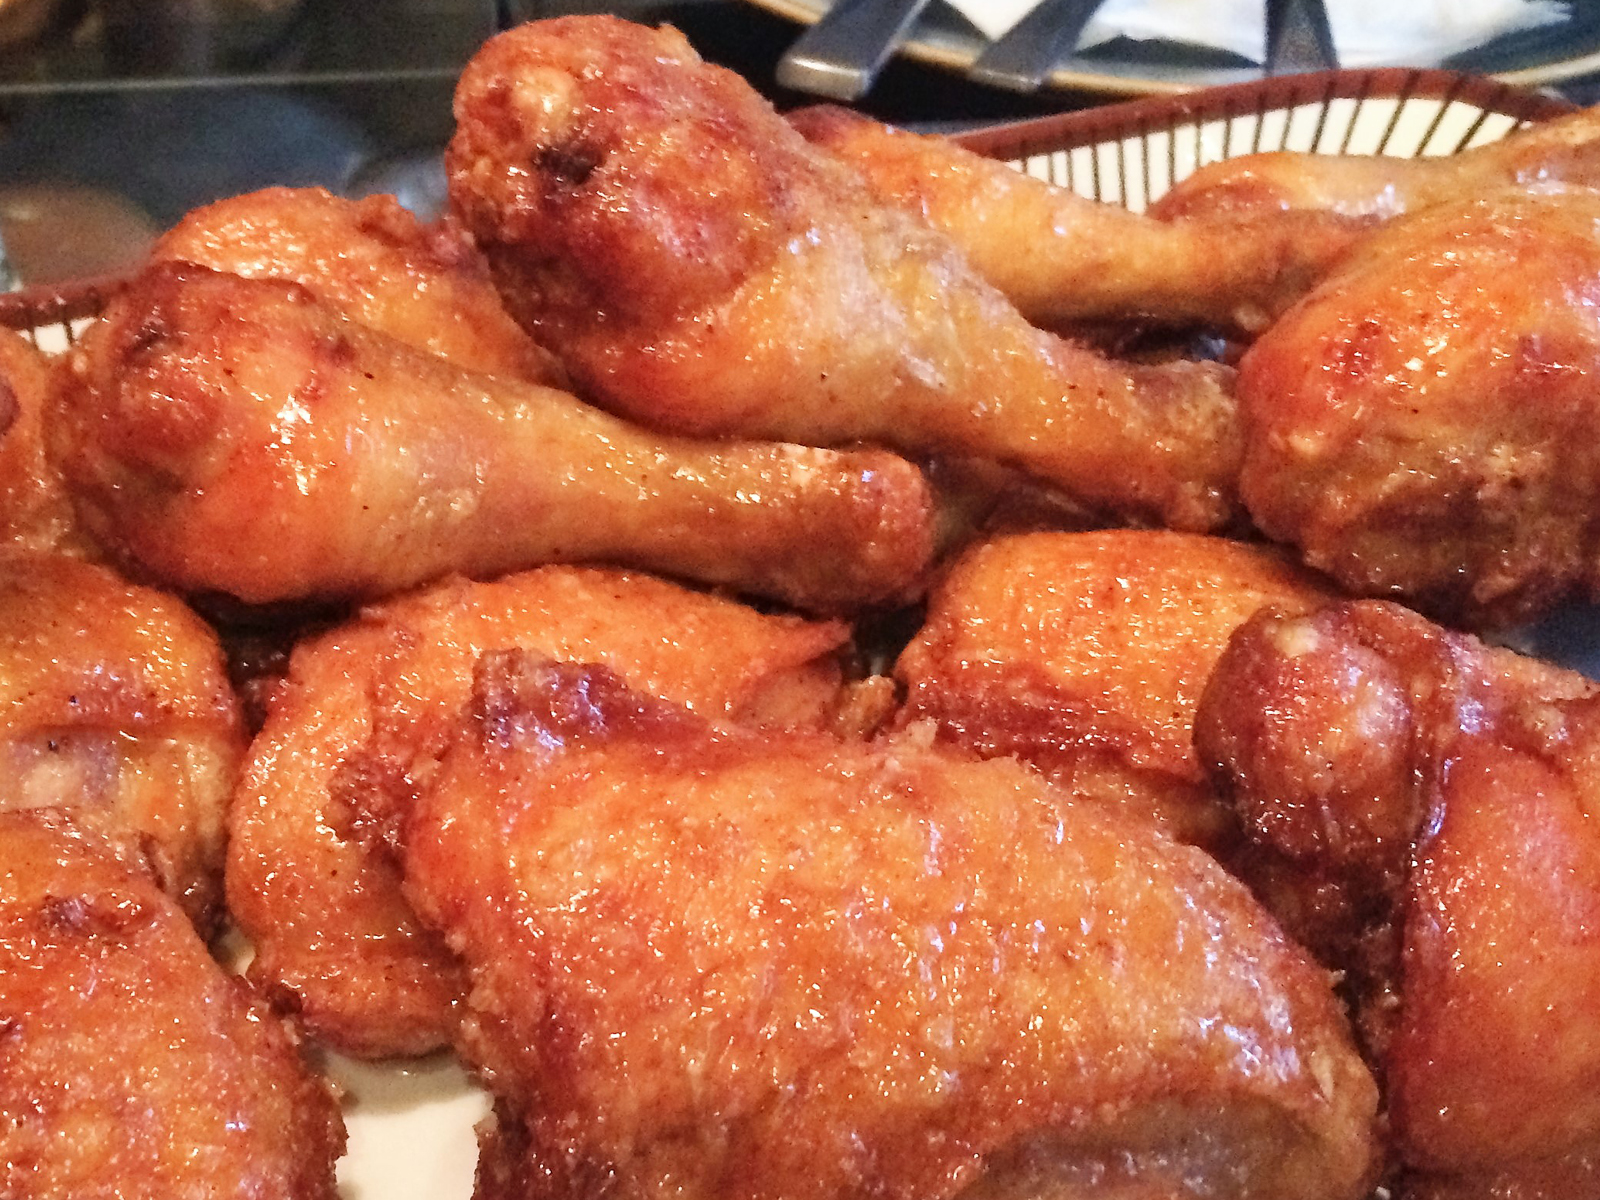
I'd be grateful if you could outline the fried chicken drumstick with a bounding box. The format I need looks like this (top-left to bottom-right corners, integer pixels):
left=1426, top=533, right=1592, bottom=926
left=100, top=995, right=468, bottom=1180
left=405, top=651, right=1380, bottom=1200
left=230, top=566, right=854, bottom=1058
left=447, top=17, right=1241, bottom=532
left=789, top=106, right=1360, bottom=333
left=1152, top=102, right=1600, bottom=223
left=1237, top=188, right=1600, bottom=626
left=61, top=261, right=932, bottom=612
left=1196, top=600, right=1600, bottom=1199
left=0, top=811, right=344, bottom=1200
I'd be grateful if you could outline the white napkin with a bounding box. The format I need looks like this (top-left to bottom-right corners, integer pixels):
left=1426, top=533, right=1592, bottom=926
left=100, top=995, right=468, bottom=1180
left=953, top=0, right=1569, bottom=68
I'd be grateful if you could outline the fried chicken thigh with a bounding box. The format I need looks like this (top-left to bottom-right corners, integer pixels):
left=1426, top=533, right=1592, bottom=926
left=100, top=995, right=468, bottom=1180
left=895, top=530, right=1334, bottom=848
left=447, top=17, right=1241, bottom=532
left=1151, top=103, right=1600, bottom=223
left=61, top=261, right=932, bottom=612
left=0, top=549, right=243, bottom=930
left=1237, top=188, right=1600, bottom=626
left=0, top=811, right=344, bottom=1199
left=789, top=106, right=1359, bottom=333
left=405, top=651, right=1380, bottom=1200
left=229, top=565, right=853, bottom=1058
left=153, top=185, right=564, bottom=385
left=1196, top=599, right=1600, bottom=1198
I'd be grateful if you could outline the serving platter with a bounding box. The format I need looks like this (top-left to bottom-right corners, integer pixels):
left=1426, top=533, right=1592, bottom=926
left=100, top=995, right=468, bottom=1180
left=749, top=0, right=1600, bottom=97
left=1, top=64, right=1586, bottom=1200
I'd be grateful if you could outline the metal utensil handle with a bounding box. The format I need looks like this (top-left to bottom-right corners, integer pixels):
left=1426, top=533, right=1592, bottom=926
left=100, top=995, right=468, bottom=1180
left=1264, top=0, right=1339, bottom=74
left=967, top=0, right=1110, bottom=93
left=776, top=0, right=933, bottom=101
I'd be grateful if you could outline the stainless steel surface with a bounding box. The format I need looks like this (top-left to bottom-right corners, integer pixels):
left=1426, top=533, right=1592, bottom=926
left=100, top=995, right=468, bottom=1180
left=1264, top=0, right=1338, bottom=74
left=966, top=0, right=1109, bottom=92
left=775, top=0, right=932, bottom=100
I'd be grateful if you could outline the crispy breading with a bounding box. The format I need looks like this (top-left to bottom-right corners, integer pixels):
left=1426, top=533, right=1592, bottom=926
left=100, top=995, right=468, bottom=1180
left=0, top=811, right=344, bottom=1199
left=896, top=530, right=1335, bottom=848
left=229, top=566, right=853, bottom=1057
left=1197, top=600, right=1600, bottom=1197
left=153, top=185, right=565, bottom=385
left=403, top=651, right=1380, bottom=1200
left=0, top=549, right=243, bottom=930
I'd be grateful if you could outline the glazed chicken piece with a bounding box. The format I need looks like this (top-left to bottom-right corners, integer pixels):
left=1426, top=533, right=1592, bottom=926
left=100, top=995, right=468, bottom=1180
left=1151, top=102, right=1600, bottom=223
left=789, top=106, right=1360, bottom=333
left=229, top=565, right=854, bottom=1058
left=404, top=651, right=1379, bottom=1200
left=152, top=185, right=564, bottom=385
left=0, top=811, right=344, bottom=1199
left=0, top=330, right=92, bottom=555
left=61, top=261, right=932, bottom=613
left=0, top=549, right=244, bottom=931
left=1237, top=188, right=1600, bottom=627
left=1196, top=599, right=1600, bottom=1199
left=447, top=17, right=1241, bottom=533
left=895, top=530, right=1335, bottom=849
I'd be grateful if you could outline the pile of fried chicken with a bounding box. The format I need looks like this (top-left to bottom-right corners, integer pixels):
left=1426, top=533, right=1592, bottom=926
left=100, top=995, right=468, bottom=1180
left=8, top=14, right=1600, bottom=1200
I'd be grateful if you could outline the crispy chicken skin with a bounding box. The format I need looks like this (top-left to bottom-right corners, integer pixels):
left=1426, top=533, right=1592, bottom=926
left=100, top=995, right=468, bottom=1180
left=152, top=185, right=565, bottom=385
left=447, top=17, right=1241, bottom=532
left=895, top=530, right=1335, bottom=848
left=229, top=566, right=853, bottom=1058
left=789, top=105, right=1360, bottom=333
left=0, top=331, right=91, bottom=556
left=1195, top=600, right=1600, bottom=1198
left=405, top=651, right=1380, bottom=1200
left=1237, top=189, right=1600, bottom=627
left=0, top=811, right=344, bottom=1199
left=0, top=550, right=243, bottom=931
left=61, top=261, right=933, bottom=612
left=1151, top=103, right=1600, bottom=223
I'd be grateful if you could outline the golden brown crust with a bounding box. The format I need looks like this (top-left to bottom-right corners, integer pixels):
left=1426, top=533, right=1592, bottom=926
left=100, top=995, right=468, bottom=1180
left=407, top=651, right=1380, bottom=1200
left=789, top=105, right=1360, bottom=333
left=0, top=811, right=344, bottom=1199
left=0, top=549, right=243, bottom=930
left=1151, top=104, right=1600, bottom=223
left=1238, top=189, right=1600, bottom=626
left=153, top=185, right=566, bottom=386
left=61, top=261, right=933, bottom=612
left=228, top=565, right=853, bottom=1057
left=895, top=530, right=1334, bottom=847
left=1196, top=600, right=1600, bottom=1195
left=0, top=330, right=93, bottom=557
left=447, top=16, right=1242, bottom=532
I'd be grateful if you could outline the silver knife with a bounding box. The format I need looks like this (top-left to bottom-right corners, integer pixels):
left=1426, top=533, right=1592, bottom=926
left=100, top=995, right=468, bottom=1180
left=776, top=0, right=934, bottom=102
left=1264, top=0, right=1339, bottom=74
left=967, top=0, right=1110, bottom=93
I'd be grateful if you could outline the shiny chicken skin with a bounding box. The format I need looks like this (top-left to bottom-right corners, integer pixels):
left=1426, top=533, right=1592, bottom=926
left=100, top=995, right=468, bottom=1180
left=0, top=549, right=243, bottom=930
left=229, top=565, right=854, bottom=1058
left=0, top=330, right=92, bottom=556
left=0, top=811, right=344, bottom=1200
left=61, top=261, right=932, bottom=613
left=152, top=185, right=565, bottom=385
left=789, top=105, right=1361, bottom=333
left=1237, top=188, right=1600, bottom=627
left=1195, top=599, right=1600, bottom=1199
left=1151, top=102, right=1600, bottom=223
left=405, top=651, right=1380, bottom=1200
left=895, top=530, right=1335, bottom=848
left=447, top=17, right=1241, bottom=533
